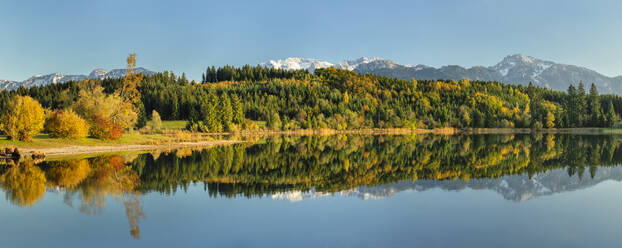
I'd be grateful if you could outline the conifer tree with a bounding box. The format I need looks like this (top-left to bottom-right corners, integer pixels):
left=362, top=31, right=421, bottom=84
left=588, top=83, right=601, bottom=126
left=220, top=93, right=233, bottom=131
left=231, top=94, right=244, bottom=125
left=606, top=100, right=617, bottom=127
left=203, top=94, right=221, bottom=132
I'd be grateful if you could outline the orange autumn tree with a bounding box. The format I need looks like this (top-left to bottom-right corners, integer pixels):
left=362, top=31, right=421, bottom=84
left=70, top=54, right=142, bottom=139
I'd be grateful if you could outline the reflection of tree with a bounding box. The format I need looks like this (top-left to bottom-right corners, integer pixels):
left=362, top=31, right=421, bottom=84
left=60, top=156, right=140, bottom=215
left=0, top=162, right=47, bottom=206
left=45, top=159, right=91, bottom=189
left=2, top=134, right=622, bottom=239
left=124, top=194, right=145, bottom=239
left=38, top=155, right=144, bottom=239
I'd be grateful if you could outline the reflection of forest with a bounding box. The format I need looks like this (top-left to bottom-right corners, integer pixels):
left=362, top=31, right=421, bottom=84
left=133, top=134, right=622, bottom=197
left=1, top=134, right=621, bottom=238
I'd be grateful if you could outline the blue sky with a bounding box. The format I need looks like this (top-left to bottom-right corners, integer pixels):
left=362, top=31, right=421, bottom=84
left=1, top=0, right=622, bottom=81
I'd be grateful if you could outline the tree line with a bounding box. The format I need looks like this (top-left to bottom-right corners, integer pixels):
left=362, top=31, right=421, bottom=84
left=2, top=63, right=622, bottom=140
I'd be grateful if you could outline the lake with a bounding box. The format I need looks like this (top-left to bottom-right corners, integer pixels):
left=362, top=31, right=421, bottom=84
left=2, top=134, right=622, bottom=247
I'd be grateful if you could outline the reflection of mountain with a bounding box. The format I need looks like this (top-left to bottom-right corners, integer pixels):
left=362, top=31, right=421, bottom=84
left=412, top=166, right=622, bottom=202
left=273, top=166, right=622, bottom=202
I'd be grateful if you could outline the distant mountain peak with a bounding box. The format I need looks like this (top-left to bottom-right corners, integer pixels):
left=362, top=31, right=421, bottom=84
left=259, top=58, right=333, bottom=72
left=335, top=57, right=387, bottom=70
left=258, top=54, right=622, bottom=93
left=503, top=53, right=539, bottom=63
left=0, top=67, right=156, bottom=91
left=89, top=68, right=109, bottom=78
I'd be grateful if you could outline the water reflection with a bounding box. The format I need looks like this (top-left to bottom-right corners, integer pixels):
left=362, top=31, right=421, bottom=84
left=1, top=133, right=622, bottom=239
left=1, top=155, right=143, bottom=238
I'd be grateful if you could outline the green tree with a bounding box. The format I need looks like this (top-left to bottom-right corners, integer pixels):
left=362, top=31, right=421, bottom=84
left=576, top=82, right=587, bottom=125
left=605, top=100, right=617, bottom=127
left=588, top=83, right=601, bottom=126
left=204, top=94, right=221, bottom=132
left=220, top=94, right=233, bottom=131
left=267, top=112, right=282, bottom=130
left=231, top=94, right=244, bottom=125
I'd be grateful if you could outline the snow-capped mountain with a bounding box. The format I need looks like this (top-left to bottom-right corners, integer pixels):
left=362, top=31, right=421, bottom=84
left=260, top=57, right=399, bottom=72
left=261, top=54, right=622, bottom=94
left=0, top=67, right=156, bottom=91
left=20, top=73, right=89, bottom=89
left=259, top=58, right=333, bottom=72
left=87, top=67, right=154, bottom=80
left=334, top=57, right=390, bottom=70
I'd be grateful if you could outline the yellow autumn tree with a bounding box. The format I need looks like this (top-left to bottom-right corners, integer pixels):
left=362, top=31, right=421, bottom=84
left=120, top=53, right=143, bottom=104
left=0, top=95, right=45, bottom=141
left=45, top=109, right=90, bottom=139
left=72, top=79, right=138, bottom=131
left=545, top=111, right=555, bottom=128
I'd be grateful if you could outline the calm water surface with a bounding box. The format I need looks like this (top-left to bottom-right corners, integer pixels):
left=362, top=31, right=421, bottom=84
left=2, top=134, right=622, bottom=247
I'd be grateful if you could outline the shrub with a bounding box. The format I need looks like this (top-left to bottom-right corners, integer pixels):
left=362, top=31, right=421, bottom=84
left=0, top=96, right=45, bottom=141
left=45, top=110, right=90, bottom=139
left=244, top=119, right=260, bottom=131
left=186, top=121, right=209, bottom=132
left=267, top=113, right=282, bottom=130
left=90, top=114, right=124, bottom=140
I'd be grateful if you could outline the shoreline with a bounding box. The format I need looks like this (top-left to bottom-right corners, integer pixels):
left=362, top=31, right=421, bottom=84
left=19, top=140, right=244, bottom=158
left=2, top=127, right=621, bottom=158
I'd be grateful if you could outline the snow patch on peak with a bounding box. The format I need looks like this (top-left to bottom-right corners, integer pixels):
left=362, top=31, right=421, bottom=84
left=335, top=57, right=385, bottom=70
left=259, top=57, right=398, bottom=72
left=491, top=54, right=555, bottom=79
left=260, top=58, right=333, bottom=72
left=89, top=68, right=109, bottom=78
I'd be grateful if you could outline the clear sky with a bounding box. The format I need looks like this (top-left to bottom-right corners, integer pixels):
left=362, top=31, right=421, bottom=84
left=2, top=0, right=622, bottom=81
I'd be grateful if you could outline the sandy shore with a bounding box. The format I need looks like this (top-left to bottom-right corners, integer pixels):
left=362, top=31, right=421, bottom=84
left=19, top=140, right=244, bottom=157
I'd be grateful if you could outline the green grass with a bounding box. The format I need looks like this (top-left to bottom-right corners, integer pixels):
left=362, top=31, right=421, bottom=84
left=146, top=120, right=188, bottom=130
left=0, top=132, right=174, bottom=149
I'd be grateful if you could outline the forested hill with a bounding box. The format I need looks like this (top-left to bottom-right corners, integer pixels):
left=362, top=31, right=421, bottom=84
left=1, top=65, right=620, bottom=131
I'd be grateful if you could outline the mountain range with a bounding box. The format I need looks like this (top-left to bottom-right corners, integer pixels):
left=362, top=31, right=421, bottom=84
left=0, top=67, right=155, bottom=91
left=3, top=54, right=621, bottom=94
left=261, top=54, right=622, bottom=94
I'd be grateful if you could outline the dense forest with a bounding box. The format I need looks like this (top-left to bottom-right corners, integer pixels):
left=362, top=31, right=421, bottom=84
left=1, top=64, right=621, bottom=135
